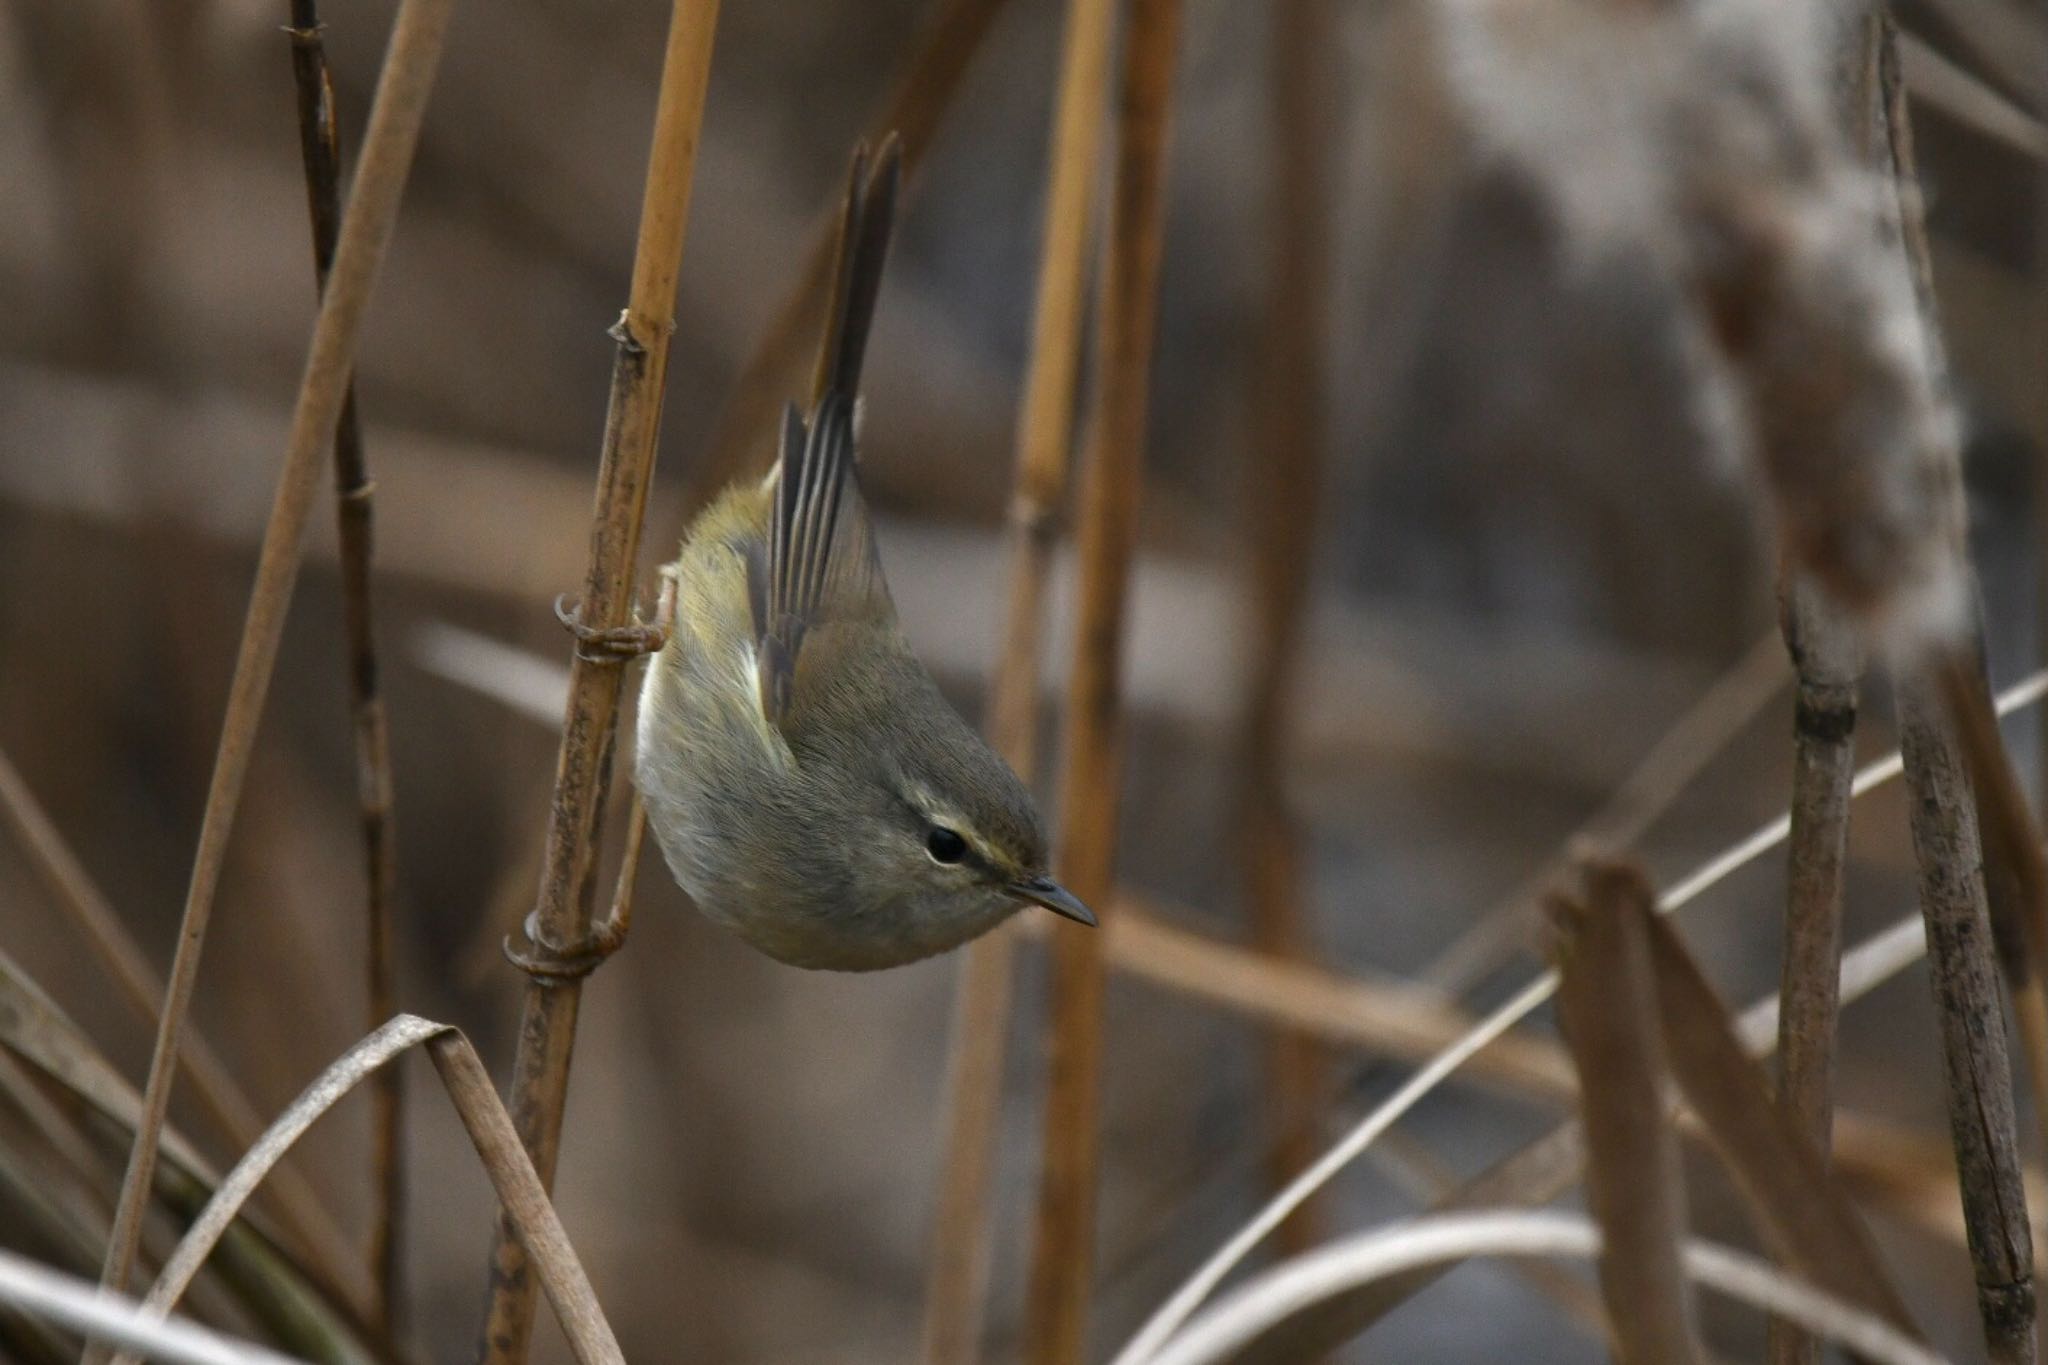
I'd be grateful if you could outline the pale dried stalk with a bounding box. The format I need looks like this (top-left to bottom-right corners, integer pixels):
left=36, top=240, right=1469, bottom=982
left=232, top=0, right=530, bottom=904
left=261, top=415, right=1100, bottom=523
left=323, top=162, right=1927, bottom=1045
left=1238, top=0, right=1333, bottom=1253
left=0, top=1251, right=300, bottom=1365
left=109, top=1016, right=621, bottom=1365
left=474, top=3, right=719, bottom=1361
left=1138, top=1213, right=1950, bottom=1365
left=1549, top=862, right=1699, bottom=1365
left=0, top=747, right=366, bottom=1316
left=1023, top=0, right=1183, bottom=1357
left=92, top=0, right=454, bottom=1324
left=1767, top=576, right=1860, bottom=1365
left=280, top=0, right=406, bottom=1328
left=920, top=0, right=1116, bottom=1358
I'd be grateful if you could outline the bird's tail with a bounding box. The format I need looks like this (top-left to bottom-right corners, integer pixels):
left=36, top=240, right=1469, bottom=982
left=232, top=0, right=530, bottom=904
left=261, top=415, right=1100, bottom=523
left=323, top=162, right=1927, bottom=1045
left=809, top=133, right=902, bottom=410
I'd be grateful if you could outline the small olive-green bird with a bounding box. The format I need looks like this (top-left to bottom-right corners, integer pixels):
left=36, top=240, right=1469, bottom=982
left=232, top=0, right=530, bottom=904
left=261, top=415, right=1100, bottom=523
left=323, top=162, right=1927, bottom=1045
left=635, top=138, right=1095, bottom=970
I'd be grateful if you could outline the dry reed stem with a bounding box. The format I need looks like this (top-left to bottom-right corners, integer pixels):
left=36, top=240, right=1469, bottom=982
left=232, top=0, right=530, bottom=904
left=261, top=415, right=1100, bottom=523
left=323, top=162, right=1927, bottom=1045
left=1898, top=679, right=2037, bottom=1363
left=474, top=3, right=719, bottom=1361
left=920, top=0, right=1116, bottom=1358
left=1549, top=861, right=1699, bottom=1365
left=1139, top=1213, right=1950, bottom=1365
left=109, top=1016, right=622, bottom=1365
left=671, top=0, right=1014, bottom=519
left=0, top=747, right=366, bottom=1315
left=92, top=0, right=454, bottom=1325
left=1024, top=0, right=1183, bottom=1357
left=1767, top=576, right=1860, bottom=1365
left=280, top=0, right=406, bottom=1329
left=1423, top=630, right=1786, bottom=993
left=1237, top=0, right=1333, bottom=1253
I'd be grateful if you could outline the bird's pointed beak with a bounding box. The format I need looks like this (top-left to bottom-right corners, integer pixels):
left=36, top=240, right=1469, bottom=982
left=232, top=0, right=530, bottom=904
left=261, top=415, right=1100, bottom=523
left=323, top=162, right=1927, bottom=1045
left=1010, top=874, right=1097, bottom=928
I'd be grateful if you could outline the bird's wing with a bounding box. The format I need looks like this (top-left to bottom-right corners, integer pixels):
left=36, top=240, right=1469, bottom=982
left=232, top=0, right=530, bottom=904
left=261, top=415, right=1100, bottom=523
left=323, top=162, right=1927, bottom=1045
left=751, top=136, right=901, bottom=729
left=754, top=395, right=890, bottom=727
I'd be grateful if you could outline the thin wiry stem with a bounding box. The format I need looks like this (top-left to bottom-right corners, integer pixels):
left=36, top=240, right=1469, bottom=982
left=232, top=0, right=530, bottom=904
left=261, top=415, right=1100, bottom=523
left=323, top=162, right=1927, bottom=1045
left=920, top=0, right=1116, bottom=1359
left=471, top=4, right=720, bottom=1362
left=280, top=0, right=405, bottom=1330
left=0, top=745, right=370, bottom=1321
left=1024, top=0, right=1183, bottom=1357
left=1237, top=0, right=1333, bottom=1252
left=90, top=0, right=454, bottom=1332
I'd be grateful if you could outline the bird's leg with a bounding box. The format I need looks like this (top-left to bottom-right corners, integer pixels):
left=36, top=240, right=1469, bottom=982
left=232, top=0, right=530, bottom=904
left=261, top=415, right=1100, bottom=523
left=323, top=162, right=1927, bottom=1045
left=553, top=566, right=677, bottom=661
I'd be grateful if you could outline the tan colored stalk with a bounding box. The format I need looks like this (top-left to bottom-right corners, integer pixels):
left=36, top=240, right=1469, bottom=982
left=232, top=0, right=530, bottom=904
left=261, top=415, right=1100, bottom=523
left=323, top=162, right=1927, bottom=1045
left=91, top=0, right=455, bottom=1328
left=1238, top=0, right=1333, bottom=1252
left=473, top=4, right=720, bottom=1362
left=1767, top=577, right=1861, bottom=1365
left=281, top=0, right=406, bottom=1328
left=920, top=0, right=1116, bottom=1360
left=1024, top=0, right=1183, bottom=1356
left=0, top=746, right=368, bottom=1319
left=1548, top=862, right=1699, bottom=1365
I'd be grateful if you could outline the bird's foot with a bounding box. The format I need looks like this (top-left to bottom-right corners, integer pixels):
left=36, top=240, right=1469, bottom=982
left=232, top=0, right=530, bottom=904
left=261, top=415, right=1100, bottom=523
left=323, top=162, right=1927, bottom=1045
left=554, top=571, right=677, bottom=662
left=502, top=909, right=630, bottom=982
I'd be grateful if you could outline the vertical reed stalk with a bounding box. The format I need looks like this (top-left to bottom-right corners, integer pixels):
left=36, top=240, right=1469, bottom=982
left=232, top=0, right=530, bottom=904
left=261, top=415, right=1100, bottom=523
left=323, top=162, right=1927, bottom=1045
left=1238, top=0, right=1333, bottom=1250
left=90, top=0, right=454, bottom=1331
left=1024, top=0, right=1183, bottom=1357
left=1875, top=19, right=2039, bottom=1361
left=472, top=5, right=720, bottom=1363
left=921, top=0, right=1117, bottom=1359
left=1766, top=577, right=1860, bottom=1365
left=280, top=0, right=405, bottom=1329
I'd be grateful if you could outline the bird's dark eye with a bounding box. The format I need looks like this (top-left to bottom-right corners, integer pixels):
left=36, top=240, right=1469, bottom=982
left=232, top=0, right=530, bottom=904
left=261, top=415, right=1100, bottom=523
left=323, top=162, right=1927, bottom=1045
left=925, top=826, right=968, bottom=864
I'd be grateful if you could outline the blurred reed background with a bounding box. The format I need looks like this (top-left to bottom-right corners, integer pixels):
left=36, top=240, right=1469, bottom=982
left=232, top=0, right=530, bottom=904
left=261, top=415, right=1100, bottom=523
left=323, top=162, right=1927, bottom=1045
left=2, top=0, right=2048, bottom=1361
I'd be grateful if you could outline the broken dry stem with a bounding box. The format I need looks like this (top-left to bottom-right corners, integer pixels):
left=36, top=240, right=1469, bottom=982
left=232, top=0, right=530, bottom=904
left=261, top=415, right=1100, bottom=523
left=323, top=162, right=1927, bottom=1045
left=282, top=0, right=406, bottom=1328
left=91, top=0, right=454, bottom=1329
left=472, top=4, right=721, bottom=1363
left=1023, top=0, right=1184, bottom=1356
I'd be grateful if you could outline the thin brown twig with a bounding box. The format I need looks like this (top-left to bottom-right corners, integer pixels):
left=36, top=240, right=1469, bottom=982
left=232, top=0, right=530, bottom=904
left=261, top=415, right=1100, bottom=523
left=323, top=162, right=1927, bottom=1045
left=919, top=0, right=1116, bottom=1358
left=1767, top=575, right=1861, bottom=1365
left=1238, top=0, right=1333, bottom=1254
left=91, top=0, right=455, bottom=1330
left=1024, top=0, right=1183, bottom=1356
left=280, top=0, right=406, bottom=1330
left=0, top=745, right=371, bottom=1321
left=472, top=4, right=720, bottom=1362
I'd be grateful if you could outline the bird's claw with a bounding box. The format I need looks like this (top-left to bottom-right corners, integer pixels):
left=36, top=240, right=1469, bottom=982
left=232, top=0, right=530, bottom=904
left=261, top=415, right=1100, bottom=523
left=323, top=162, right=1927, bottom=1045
left=502, top=910, right=630, bottom=982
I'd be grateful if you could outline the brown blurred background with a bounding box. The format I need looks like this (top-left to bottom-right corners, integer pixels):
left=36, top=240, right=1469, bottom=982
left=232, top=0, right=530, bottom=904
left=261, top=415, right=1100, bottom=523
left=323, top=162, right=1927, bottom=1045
left=2, top=0, right=2047, bottom=1360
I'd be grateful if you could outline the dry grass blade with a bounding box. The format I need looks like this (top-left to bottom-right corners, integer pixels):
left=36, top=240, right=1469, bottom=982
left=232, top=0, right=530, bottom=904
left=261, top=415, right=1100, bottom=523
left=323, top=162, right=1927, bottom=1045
left=475, top=3, right=719, bottom=1361
left=1548, top=860, right=1699, bottom=1365
left=674, top=0, right=1015, bottom=517
left=921, top=0, right=1116, bottom=1358
left=1139, top=1212, right=1951, bottom=1365
left=1768, top=575, right=1860, bottom=1365
left=1117, top=666, right=2048, bottom=1365
left=1640, top=891, right=1918, bottom=1335
left=94, top=0, right=456, bottom=1316
left=0, top=1251, right=301, bottom=1365
left=0, top=746, right=366, bottom=1317
left=1237, top=0, right=1333, bottom=1251
left=1023, top=0, right=1183, bottom=1357
left=110, top=1015, right=621, bottom=1365
left=280, top=0, right=406, bottom=1328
